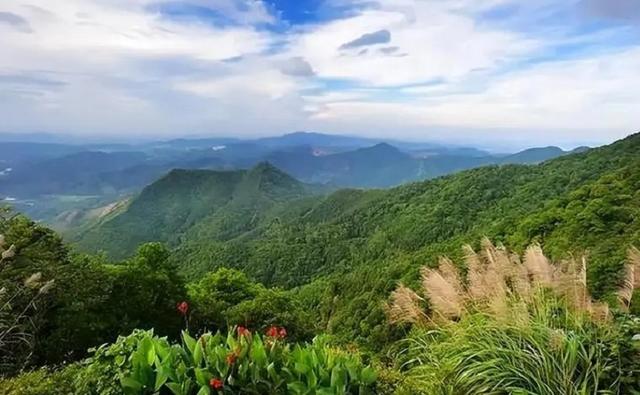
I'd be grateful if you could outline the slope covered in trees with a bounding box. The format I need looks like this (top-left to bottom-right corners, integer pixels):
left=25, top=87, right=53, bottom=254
left=73, top=133, right=640, bottom=349
left=75, top=163, right=318, bottom=259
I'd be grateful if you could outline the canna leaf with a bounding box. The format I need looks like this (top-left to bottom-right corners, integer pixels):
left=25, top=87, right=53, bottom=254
left=182, top=331, right=197, bottom=355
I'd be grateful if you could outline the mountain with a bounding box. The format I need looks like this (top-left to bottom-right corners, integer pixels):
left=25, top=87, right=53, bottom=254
left=0, top=151, right=148, bottom=197
left=264, top=143, right=418, bottom=187
left=254, top=131, right=493, bottom=156
left=265, top=143, right=574, bottom=188
left=499, top=146, right=568, bottom=164
left=2, top=132, right=582, bottom=229
left=1, top=131, right=577, bottom=199
left=74, top=163, right=318, bottom=258
left=0, top=142, right=85, bottom=168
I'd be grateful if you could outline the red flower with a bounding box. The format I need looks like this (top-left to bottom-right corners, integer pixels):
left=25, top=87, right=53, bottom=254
left=266, top=326, right=279, bottom=338
left=176, top=301, right=189, bottom=316
left=266, top=326, right=287, bottom=339
left=210, top=378, right=224, bottom=390
left=237, top=326, right=251, bottom=337
left=226, top=352, right=237, bottom=365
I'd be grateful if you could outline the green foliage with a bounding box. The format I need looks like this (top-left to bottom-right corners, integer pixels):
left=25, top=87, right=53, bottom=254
left=0, top=364, right=82, bottom=395
left=4, top=133, right=640, bottom=393
left=396, top=304, right=640, bottom=395
left=69, top=134, right=640, bottom=351
left=1, top=209, right=186, bottom=370
left=188, top=269, right=313, bottom=340
left=83, top=328, right=376, bottom=395
left=1, top=210, right=59, bottom=374
left=225, top=288, right=313, bottom=341
left=187, top=269, right=260, bottom=330
left=40, top=244, right=186, bottom=363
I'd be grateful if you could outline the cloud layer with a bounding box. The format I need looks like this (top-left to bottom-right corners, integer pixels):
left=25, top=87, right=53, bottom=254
left=0, top=0, right=639, bottom=148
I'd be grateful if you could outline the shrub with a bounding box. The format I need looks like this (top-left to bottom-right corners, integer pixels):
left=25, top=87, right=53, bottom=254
left=388, top=240, right=640, bottom=394
left=187, top=269, right=314, bottom=340
left=86, top=327, right=377, bottom=394
left=0, top=364, right=81, bottom=395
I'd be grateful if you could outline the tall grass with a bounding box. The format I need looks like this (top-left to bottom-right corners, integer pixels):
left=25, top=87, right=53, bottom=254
left=0, top=235, right=55, bottom=375
left=389, top=240, right=640, bottom=394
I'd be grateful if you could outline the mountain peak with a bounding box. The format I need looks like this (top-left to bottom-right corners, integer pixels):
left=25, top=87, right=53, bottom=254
left=241, top=162, right=306, bottom=196
left=359, top=142, right=407, bottom=159
left=371, top=142, right=397, bottom=150
left=248, top=161, right=286, bottom=176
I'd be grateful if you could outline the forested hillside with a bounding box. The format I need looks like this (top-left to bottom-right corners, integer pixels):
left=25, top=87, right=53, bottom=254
left=75, top=163, right=318, bottom=258
left=72, top=133, right=640, bottom=349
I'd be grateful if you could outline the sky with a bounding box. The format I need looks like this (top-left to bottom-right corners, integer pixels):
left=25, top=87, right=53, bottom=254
left=1, top=0, right=640, bottom=149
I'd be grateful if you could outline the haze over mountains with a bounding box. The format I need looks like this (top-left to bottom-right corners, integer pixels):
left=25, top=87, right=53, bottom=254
left=1, top=131, right=585, bottom=200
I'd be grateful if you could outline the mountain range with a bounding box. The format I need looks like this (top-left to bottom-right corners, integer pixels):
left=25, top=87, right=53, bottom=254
left=1, top=132, right=584, bottom=218
left=66, top=131, right=640, bottom=351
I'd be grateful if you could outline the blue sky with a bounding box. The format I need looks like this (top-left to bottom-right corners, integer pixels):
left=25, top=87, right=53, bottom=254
left=0, top=0, right=639, bottom=149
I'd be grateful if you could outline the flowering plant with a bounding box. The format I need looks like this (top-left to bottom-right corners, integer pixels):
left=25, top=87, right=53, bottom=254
left=102, top=327, right=376, bottom=394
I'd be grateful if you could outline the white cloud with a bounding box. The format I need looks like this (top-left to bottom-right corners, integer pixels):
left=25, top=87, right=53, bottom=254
left=287, top=2, right=540, bottom=87
left=307, top=46, right=640, bottom=147
left=0, top=0, right=638, bottom=147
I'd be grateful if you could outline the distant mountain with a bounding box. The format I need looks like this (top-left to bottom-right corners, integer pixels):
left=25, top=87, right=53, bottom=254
left=265, top=142, right=577, bottom=188
left=255, top=131, right=372, bottom=148
left=74, top=163, right=318, bottom=258
left=0, top=142, right=85, bottom=167
left=154, top=137, right=241, bottom=150
left=265, top=143, right=418, bottom=187
left=499, top=146, right=567, bottom=164
left=253, top=131, right=490, bottom=156
left=2, top=131, right=588, bottom=228
left=0, top=151, right=148, bottom=196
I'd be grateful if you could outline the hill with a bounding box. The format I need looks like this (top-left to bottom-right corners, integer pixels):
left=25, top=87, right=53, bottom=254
left=74, top=163, right=318, bottom=258
left=499, top=146, right=568, bottom=164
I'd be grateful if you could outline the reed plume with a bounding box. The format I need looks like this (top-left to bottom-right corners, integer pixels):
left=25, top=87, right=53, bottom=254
left=618, top=247, right=640, bottom=310
left=388, top=240, right=636, bottom=326
left=387, top=285, right=425, bottom=325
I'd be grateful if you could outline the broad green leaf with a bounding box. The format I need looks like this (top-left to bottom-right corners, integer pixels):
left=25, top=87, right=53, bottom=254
left=182, top=331, right=197, bottom=354
left=331, top=366, right=346, bottom=389
left=295, top=362, right=311, bottom=375
left=360, top=366, right=377, bottom=385
left=165, top=382, right=183, bottom=395
left=154, top=371, right=168, bottom=391
left=121, top=377, right=143, bottom=391
left=193, top=340, right=203, bottom=367
left=197, top=386, right=210, bottom=395
left=194, top=368, right=212, bottom=386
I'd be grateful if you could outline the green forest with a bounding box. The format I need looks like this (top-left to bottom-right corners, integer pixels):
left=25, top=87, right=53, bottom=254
left=2, top=133, right=640, bottom=394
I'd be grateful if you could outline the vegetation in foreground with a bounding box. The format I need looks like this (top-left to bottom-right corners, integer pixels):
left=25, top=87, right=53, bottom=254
left=388, top=240, right=640, bottom=394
